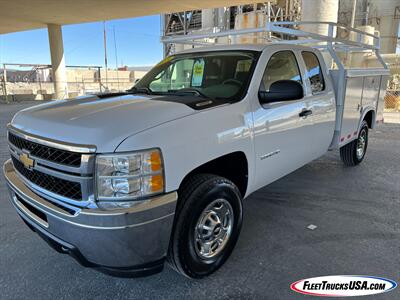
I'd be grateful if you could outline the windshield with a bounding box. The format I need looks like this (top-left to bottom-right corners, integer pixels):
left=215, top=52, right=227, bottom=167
left=132, top=51, right=259, bottom=102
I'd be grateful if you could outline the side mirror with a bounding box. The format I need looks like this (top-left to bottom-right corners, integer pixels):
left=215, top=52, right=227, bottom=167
left=258, top=80, right=303, bottom=104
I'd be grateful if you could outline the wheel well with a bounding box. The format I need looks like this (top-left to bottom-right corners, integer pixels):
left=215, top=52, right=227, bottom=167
left=363, top=110, right=374, bottom=128
left=180, top=152, right=248, bottom=197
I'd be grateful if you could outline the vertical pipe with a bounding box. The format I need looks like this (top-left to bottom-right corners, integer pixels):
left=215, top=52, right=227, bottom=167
left=183, top=11, right=187, bottom=35
left=113, top=26, right=120, bottom=91
left=225, top=7, right=231, bottom=30
left=98, top=67, right=102, bottom=93
left=2, top=63, right=8, bottom=103
left=363, top=3, right=369, bottom=26
left=218, top=7, right=226, bottom=30
left=103, top=21, right=109, bottom=90
left=285, top=0, right=289, bottom=21
left=47, top=24, right=68, bottom=99
left=160, top=14, right=168, bottom=58
left=37, top=67, right=43, bottom=100
left=267, top=2, right=271, bottom=39
left=350, top=0, right=357, bottom=28
left=3, top=63, right=6, bottom=84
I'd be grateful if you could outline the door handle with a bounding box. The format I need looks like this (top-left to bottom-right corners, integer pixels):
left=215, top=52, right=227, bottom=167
left=299, top=109, right=312, bottom=118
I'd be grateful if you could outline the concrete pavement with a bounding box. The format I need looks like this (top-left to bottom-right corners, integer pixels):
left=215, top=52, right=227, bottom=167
left=1, top=102, right=399, bottom=299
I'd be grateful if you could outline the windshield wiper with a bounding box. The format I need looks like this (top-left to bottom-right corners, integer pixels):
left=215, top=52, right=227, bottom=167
left=168, top=88, right=211, bottom=99
left=126, top=86, right=153, bottom=95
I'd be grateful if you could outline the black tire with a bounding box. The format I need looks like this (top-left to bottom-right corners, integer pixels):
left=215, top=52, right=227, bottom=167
left=340, top=120, right=369, bottom=166
left=168, top=174, right=243, bottom=278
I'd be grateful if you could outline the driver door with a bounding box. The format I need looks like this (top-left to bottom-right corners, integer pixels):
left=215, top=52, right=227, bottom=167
left=252, top=50, right=315, bottom=190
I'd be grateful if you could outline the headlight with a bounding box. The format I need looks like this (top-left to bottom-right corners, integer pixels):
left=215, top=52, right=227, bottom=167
left=95, top=149, right=164, bottom=209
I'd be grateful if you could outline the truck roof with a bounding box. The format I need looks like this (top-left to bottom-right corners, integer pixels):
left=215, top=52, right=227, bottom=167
left=175, top=43, right=314, bottom=55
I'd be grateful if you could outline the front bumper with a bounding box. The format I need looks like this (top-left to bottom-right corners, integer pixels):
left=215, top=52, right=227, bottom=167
left=3, top=159, right=177, bottom=277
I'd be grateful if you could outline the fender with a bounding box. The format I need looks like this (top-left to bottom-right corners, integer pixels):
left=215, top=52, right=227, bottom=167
left=359, top=107, right=376, bottom=131
left=115, top=99, right=256, bottom=197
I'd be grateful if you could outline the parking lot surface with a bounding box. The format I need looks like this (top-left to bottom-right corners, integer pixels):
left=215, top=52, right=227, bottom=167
left=1, top=102, right=399, bottom=299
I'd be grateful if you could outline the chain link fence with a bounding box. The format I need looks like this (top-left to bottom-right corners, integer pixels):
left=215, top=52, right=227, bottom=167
left=384, top=74, right=400, bottom=112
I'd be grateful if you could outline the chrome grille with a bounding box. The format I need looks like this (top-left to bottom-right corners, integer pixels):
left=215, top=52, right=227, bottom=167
left=11, top=156, right=82, bottom=201
left=8, top=132, right=82, bottom=167
left=7, top=126, right=96, bottom=206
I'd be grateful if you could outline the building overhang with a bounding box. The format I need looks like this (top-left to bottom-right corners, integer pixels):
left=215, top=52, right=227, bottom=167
left=0, top=0, right=250, bottom=34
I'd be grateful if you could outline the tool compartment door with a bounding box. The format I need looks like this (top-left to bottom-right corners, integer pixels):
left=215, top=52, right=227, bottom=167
left=376, top=75, right=389, bottom=124
left=362, top=76, right=380, bottom=111
left=340, top=76, right=363, bottom=144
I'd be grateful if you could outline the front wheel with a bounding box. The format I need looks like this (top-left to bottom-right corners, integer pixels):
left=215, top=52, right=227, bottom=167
left=168, top=174, right=243, bottom=278
left=340, top=120, right=369, bottom=166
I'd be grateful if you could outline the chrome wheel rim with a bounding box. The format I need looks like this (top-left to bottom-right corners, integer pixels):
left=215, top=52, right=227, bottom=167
left=356, top=129, right=367, bottom=160
left=194, top=199, right=234, bottom=259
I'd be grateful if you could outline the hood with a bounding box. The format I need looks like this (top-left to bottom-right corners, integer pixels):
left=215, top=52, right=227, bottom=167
left=11, top=94, right=196, bottom=152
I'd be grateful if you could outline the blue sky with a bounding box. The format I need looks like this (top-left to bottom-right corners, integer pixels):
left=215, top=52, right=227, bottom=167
left=0, top=15, right=163, bottom=67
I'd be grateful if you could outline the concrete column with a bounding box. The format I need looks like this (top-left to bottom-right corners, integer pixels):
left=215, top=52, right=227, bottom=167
left=301, top=0, right=339, bottom=36
left=47, top=24, right=68, bottom=99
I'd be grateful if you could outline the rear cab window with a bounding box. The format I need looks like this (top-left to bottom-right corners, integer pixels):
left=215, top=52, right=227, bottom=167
left=301, top=51, right=325, bottom=94
left=260, top=50, right=302, bottom=93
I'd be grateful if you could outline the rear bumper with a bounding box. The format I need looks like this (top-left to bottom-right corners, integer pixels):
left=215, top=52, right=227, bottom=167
left=3, top=159, right=177, bottom=277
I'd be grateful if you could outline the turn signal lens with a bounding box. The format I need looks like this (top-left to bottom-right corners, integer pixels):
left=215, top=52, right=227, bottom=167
left=150, top=151, right=162, bottom=172
left=149, top=174, right=164, bottom=193
left=142, top=150, right=162, bottom=173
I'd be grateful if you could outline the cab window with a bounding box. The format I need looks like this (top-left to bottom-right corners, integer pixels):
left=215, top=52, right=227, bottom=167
left=260, top=50, right=302, bottom=92
left=301, top=51, right=325, bottom=94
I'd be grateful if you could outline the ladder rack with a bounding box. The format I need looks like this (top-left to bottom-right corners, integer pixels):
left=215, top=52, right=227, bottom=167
left=161, top=21, right=390, bottom=150
left=160, top=21, right=388, bottom=71
left=161, top=21, right=378, bottom=49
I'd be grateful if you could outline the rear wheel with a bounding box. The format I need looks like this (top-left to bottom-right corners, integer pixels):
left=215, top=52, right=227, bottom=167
left=340, top=120, right=369, bottom=166
left=168, top=174, right=243, bottom=278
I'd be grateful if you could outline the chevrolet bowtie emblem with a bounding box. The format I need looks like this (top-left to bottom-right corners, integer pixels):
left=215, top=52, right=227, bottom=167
left=20, top=152, right=35, bottom=170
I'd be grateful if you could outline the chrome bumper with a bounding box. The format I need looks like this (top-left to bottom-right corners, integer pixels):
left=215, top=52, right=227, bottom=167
left=3, top=159, right=177, bottom=276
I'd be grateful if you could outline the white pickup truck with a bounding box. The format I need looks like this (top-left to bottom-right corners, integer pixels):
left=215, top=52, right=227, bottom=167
left=3, top=23, right=389, bottom=278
